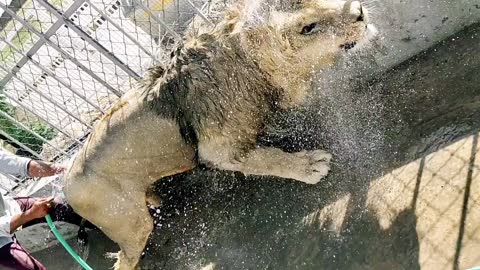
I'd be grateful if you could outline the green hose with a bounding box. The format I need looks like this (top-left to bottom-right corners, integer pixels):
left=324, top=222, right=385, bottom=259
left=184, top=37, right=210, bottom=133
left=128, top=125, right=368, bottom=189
left=45, top=214, right=93, bottom=270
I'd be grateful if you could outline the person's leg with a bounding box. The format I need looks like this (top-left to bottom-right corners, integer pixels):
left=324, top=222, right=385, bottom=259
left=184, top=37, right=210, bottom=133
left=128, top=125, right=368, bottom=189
left=14, top=197, right=36, bottom=213
left=14, top=197, right=44, bottom=228
left=0, top=238, right=46, bottom=270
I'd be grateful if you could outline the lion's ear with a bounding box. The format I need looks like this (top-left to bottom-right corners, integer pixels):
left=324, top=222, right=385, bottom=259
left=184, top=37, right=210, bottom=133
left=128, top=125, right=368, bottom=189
left=139, top=66, right=166, bottom=91
left=146, top=66, right=165, bottom=81
left=217, top=0, right=270, bottom=36
left=218, top=7, right=243, bottom=36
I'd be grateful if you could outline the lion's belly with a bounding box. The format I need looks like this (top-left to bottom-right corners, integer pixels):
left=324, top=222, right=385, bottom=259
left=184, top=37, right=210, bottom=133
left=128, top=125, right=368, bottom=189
left=99, top=113, right=196, bottom=184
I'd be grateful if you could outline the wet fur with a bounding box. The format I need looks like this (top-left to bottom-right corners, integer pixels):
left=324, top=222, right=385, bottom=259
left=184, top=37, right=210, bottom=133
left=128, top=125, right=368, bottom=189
left=64, top=1, right=371, bottom=269
left=143, top=34, right=281, bottom=155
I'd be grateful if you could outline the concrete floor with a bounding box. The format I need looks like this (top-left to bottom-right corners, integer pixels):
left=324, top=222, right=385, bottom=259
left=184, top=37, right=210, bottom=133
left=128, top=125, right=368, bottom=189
left=31, top=230, right=117, bottom=270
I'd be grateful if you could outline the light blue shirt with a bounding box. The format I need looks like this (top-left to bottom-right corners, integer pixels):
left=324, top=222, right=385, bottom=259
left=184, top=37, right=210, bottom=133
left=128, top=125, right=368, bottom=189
left=0, top=150, right=31, bottom=248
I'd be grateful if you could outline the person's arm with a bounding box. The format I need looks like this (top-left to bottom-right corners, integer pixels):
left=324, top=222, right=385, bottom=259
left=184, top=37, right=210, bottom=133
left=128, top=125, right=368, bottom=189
left=27, top=160, right=65, bottom=178
left=0, top=150, right=31, bottom=178
left=0, top=149, right=65, bottom=178
left=9, top=212, right=35, bottom=233
left=9, top=197, right=54, bottom=233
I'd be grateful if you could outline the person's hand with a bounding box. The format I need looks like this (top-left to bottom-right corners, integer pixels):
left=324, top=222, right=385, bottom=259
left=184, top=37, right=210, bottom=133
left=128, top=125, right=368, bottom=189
left=51, top=164, right=66, bottom=175
left=25, top=197, right=54, bottom=219
left=28, top=161, right=67, bottom=177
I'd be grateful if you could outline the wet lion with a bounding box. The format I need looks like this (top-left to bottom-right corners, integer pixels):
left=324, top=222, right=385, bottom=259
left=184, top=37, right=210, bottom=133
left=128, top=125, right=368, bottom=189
left=64, top=0, right=375, bottom=269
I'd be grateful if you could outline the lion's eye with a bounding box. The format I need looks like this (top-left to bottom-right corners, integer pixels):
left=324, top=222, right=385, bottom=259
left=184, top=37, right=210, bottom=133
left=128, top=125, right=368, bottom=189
left=300, top=22, right=321, bottom=35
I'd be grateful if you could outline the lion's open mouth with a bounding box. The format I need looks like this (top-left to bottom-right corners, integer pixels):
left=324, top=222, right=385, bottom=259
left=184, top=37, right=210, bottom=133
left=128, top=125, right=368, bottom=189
left=340, top=41, right=357, bottom=51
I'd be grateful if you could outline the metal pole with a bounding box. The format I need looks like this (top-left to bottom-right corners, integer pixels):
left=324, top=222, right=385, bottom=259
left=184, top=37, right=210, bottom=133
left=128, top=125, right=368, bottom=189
left=1, top=173, right=21, bottom=184
left=0, top=179, right=14, bottom=189
left=0, top=36, right=105, bottom=114
left=0, top=64, right=92, bottom=129
left=35, top=0, right=141, bottom=80
left=0, top=129, right=42, bottom=159
left=84, top=0, right=160, bottom=64
left=1, top=91, right=83, bottom=144
left=0, top=2, right=124, bottom=97
left=0, top=110, right=71, bottom=156
left=8, top=180, right=28, bottom=195
left=130, top=0, right=182, bottom=40
left=0, top=177, right=20, bottom=195
left=185, top=0, right=213, bottom=26
left=0, top=0, right=86, bottom=88
left=200, top=0, right=211, bottom=15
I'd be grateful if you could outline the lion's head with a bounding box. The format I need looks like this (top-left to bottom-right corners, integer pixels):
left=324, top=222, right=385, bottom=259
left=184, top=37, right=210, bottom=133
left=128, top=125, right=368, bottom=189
left=267, top=0, right=372, bottom=54
left=206, top=0, right=376, bottom=105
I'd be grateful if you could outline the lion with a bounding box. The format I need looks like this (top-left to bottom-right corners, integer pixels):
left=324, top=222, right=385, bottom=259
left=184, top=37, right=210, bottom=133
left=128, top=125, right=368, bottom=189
left=63, top=0, right=375, bottom=269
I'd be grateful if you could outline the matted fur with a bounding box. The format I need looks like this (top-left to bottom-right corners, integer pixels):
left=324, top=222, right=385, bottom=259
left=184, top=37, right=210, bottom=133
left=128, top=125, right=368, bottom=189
left=64, top=1, right=374, bottom=269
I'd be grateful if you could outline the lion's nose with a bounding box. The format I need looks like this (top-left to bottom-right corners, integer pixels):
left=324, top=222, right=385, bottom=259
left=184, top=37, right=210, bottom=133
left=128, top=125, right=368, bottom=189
left=343, top=1, right=365, bottom=22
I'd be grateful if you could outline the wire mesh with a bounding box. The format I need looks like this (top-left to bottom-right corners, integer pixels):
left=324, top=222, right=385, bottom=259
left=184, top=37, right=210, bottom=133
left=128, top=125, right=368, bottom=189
left=0, top=0, right=224, bottom=195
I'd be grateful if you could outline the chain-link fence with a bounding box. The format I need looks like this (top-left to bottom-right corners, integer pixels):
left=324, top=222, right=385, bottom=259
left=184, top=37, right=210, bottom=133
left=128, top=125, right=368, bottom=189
left=0, top=0, right=228, bottom=195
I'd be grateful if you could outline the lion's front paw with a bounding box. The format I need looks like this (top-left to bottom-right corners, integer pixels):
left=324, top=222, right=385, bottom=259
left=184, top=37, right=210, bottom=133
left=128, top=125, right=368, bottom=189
left=291, top=149, right=332, bottom=184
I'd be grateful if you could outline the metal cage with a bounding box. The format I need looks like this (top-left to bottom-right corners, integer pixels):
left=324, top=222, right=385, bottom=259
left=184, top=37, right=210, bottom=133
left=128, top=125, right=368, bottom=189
left=0, top=0, right=226, bottom=194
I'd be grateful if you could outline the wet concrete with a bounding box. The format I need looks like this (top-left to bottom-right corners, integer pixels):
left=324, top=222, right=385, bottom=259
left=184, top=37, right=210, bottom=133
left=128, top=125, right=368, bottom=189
left=31, top=229, right=117, bottom=270
left=360, top=0, right=480, bottom=74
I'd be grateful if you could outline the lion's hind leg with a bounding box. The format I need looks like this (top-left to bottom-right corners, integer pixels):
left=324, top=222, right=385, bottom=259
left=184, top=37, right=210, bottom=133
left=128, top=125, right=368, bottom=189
left=66, top=179, right=152, bottom=270
left=102, top=192, right=153, bottom=270
left=111, top=198, right=153, bottom=270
